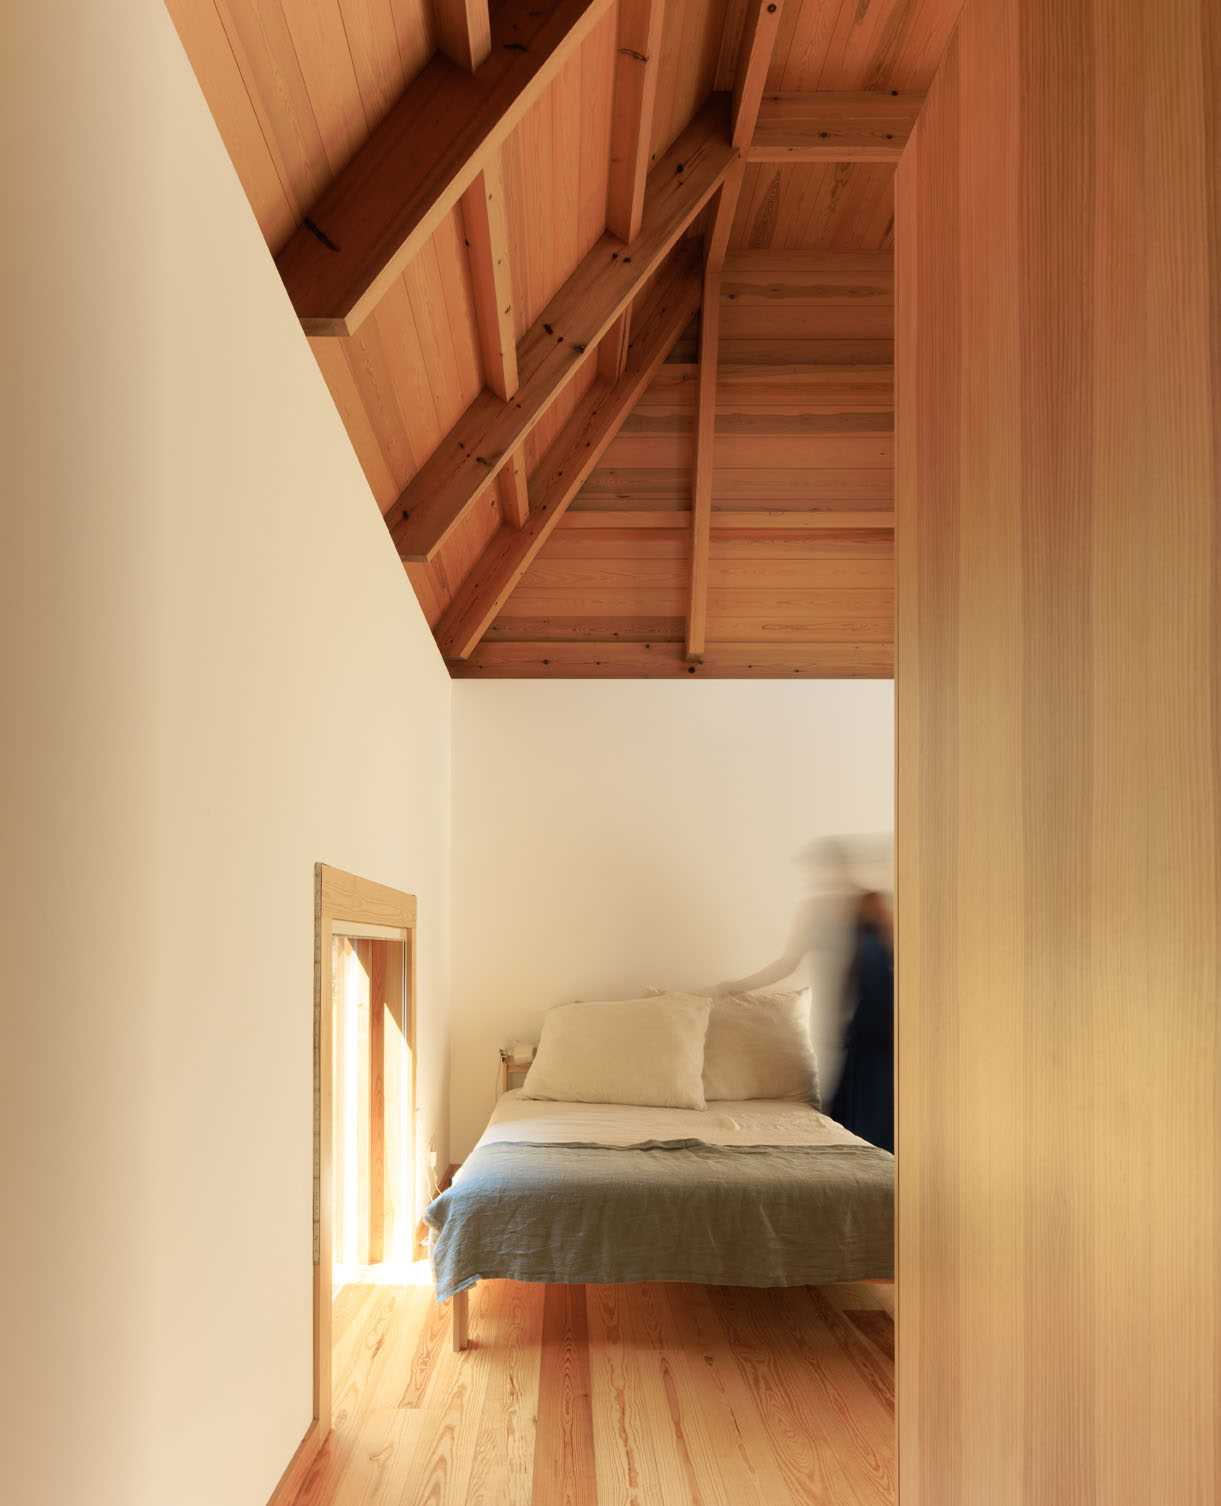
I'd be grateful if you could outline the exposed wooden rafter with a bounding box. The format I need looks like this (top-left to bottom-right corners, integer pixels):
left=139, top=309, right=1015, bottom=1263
left=276, top=0, right=615, bottom=336
left=686, top=0, right=785, bottom=662
left=454, top=641, right=896, bottom=677
left=562, top=509, right=897, bottom=529
left=729, top=0, right=784, bottom=150
left=685, top=256, right=722, bottom=662
left=604, top=0, right=665, bottom=238
left=171, top=0, right=925, bottom=683
left=498, top=452, right=531, bottom=529
left=434, top=0, right=492, bottom=72
left=749, top=91, right=924, bottom=162
left=460, top=154, right=518, bottom=401
left=387, top=99, right=736, bottom=564
left=436, top=246, right=702, bottom=659
left=598, top=0, right=667, bottom=384
left=459, top=149, right=532, bottom=530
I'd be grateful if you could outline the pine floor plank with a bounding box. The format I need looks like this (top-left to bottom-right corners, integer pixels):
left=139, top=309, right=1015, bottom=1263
left=843, top=1310, right=896, bottom=1366
left=467, top=1280, right=545, bottom=1506
left=396, top=1287, right=499, bottom=1506
left=659, top=1282, right=786, bottom=1506
left=585, top=1282, right=679, bottom=1506
left=534, top=1285, right=598, bottom=1506
left=290, top=1279, right=896, bottom=1506
left=803, top=1288, right=896, bottom=1419
left=621, top=1283, right=732, bottom=1506
left=399, top=1283, right=452, bottom=1407
left=716, top=1285, right=894, bottom=1506
left=295, top=1286, right=430, bottom=1506
left=328, top=1402, right=429, bottom=1506
left=772, top=1288, right=896, bottom=1501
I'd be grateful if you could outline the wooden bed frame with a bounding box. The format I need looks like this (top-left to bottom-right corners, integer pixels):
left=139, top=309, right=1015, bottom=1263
left=439, top=1051, right=893, bottom=1354
left=451, top=1287, right=471, bottom=1351
left=444, top=1048, right=529, bottom=1349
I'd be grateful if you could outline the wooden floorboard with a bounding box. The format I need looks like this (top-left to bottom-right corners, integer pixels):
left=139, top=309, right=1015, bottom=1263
left=294, top=1280, right=895, bottom=1506
left=535, top=1285, right=598, bottom=1506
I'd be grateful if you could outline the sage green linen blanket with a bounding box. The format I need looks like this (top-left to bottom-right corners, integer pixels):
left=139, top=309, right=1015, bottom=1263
left=425, top=1127, right=893, bottom=1302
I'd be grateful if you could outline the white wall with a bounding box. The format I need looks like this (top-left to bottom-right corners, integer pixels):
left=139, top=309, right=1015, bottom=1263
left=2, top=6, right=451, bottom=1504
left=450, top=681, right=894, bottom=1156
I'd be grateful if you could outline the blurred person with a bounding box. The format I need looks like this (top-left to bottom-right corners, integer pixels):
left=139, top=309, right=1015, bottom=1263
left=829, top=891, right=894, bottom=1153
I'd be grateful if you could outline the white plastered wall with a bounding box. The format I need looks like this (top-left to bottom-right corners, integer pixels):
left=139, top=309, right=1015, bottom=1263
left=2, top=5, right=452, bottom=1502
left=450, top=680, right=894, bottom=1157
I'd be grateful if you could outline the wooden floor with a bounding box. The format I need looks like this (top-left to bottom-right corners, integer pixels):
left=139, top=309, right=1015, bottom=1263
left=293, top=1278, right=895, bottom=1506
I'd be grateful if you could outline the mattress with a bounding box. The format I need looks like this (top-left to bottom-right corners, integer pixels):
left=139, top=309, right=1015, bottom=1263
left=425, top=1094, right=894, bottom=1301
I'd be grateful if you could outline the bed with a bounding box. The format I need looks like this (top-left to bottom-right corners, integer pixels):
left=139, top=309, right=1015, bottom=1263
left=425, top=1090, right=894, bottom=1349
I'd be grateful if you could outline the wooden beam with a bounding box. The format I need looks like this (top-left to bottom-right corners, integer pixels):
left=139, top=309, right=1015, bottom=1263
left=722, top=250, right=895, bottom=274
left=461, top=151, right=529, bottom=527
left=388, top=100, right=735, bottom=563
left=276, top=0, right=614, bottom=336
left=451, top=640, right=896, bottom=677
left=435, top=248, right=702, bottom=659
left=706, top=0, right=786, bottom=275
left=598, top=0, right=666, bottom=384
left=685, top=263, right=721, bottom=662
left=605, top=0, right=665, bottom=241
left=597, top=315, right=633, bottom=383
left=498, top=452, right=530, bottom=528
left=434, top=0, right=491, bottom=72
left=705, top=162, right=743, bottom=274
left=684, top=0, right=785, bottom=658
left=749, top=91, right=924, bottom=163
left=561, top=509, right=896, bottom=529
left=460, top=153, right=518, bottom=401
left=730, top=0, right=785, bottom=149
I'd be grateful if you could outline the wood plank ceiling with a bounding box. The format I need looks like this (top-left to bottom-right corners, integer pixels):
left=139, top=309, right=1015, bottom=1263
left=169, top=0, right=963, bottom=677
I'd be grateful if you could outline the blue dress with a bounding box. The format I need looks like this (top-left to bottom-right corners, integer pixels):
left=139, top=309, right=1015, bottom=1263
left=828, top=924, right=894, bottom=1153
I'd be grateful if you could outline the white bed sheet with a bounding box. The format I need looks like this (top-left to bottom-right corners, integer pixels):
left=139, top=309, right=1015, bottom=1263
left=456, top=1089, right=870, bottom=1178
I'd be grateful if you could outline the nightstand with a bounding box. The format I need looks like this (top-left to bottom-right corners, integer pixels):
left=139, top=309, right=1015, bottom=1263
left=497, top=1048, right=533, bottom=1096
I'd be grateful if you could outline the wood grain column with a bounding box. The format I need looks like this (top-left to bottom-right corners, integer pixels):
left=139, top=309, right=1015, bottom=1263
left=895, top=0, right=1220, bottom=1502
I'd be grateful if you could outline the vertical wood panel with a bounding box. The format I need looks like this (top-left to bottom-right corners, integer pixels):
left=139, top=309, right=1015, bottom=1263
left=353, top=938, right=373, bottom=1266
left=461, top=155, right=519, bottom=400
left=433, top=0, right=492, bottom=71
left=686, top=267, right=721, bottom=660
left=367, top=941, right=386, bottom=1264
left=379, top=939, right=412, bottom=1263
left=648, top=0, right=729, bottom=160
left=896, top=0, right=1220, bottom=1502
left=503, top=13, right=616, bottom=340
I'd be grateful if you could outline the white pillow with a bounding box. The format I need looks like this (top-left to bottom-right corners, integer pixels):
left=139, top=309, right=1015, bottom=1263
left=706, top=986, right=819, bottom=1103
left=648, top=984, right=819, bottom=1103
left=520, top=993, right=712, bottom=1109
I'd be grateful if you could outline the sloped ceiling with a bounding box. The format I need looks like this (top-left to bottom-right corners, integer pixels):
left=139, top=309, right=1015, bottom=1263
left=168, top=0, right=964, bottom=677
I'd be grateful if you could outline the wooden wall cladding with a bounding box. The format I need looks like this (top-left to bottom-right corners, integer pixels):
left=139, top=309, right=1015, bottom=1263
left=895, top=0, right=1220, bottom=1500
left=167, top=0, right=967, bottom=676
left=167, top=0, right=627, bottom=630
left=723, top=0, right=965, bottom=256
left=472, top=247, right=896, bottom=674
left=731, top=161, right=898, bottom=252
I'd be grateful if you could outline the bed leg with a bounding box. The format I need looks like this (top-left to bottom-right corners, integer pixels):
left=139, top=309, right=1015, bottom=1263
left=451, top=1287, right=470, bottom=1352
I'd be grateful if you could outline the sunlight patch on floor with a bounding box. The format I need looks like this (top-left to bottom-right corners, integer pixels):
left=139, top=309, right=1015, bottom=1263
left=333, top=1258, right=434, bottom=1295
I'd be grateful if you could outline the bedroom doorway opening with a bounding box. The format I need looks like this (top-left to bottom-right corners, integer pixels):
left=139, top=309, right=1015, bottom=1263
left=311, top=865, right=419, bottom=1444
left=330, top=926, right=413, bottom=1286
